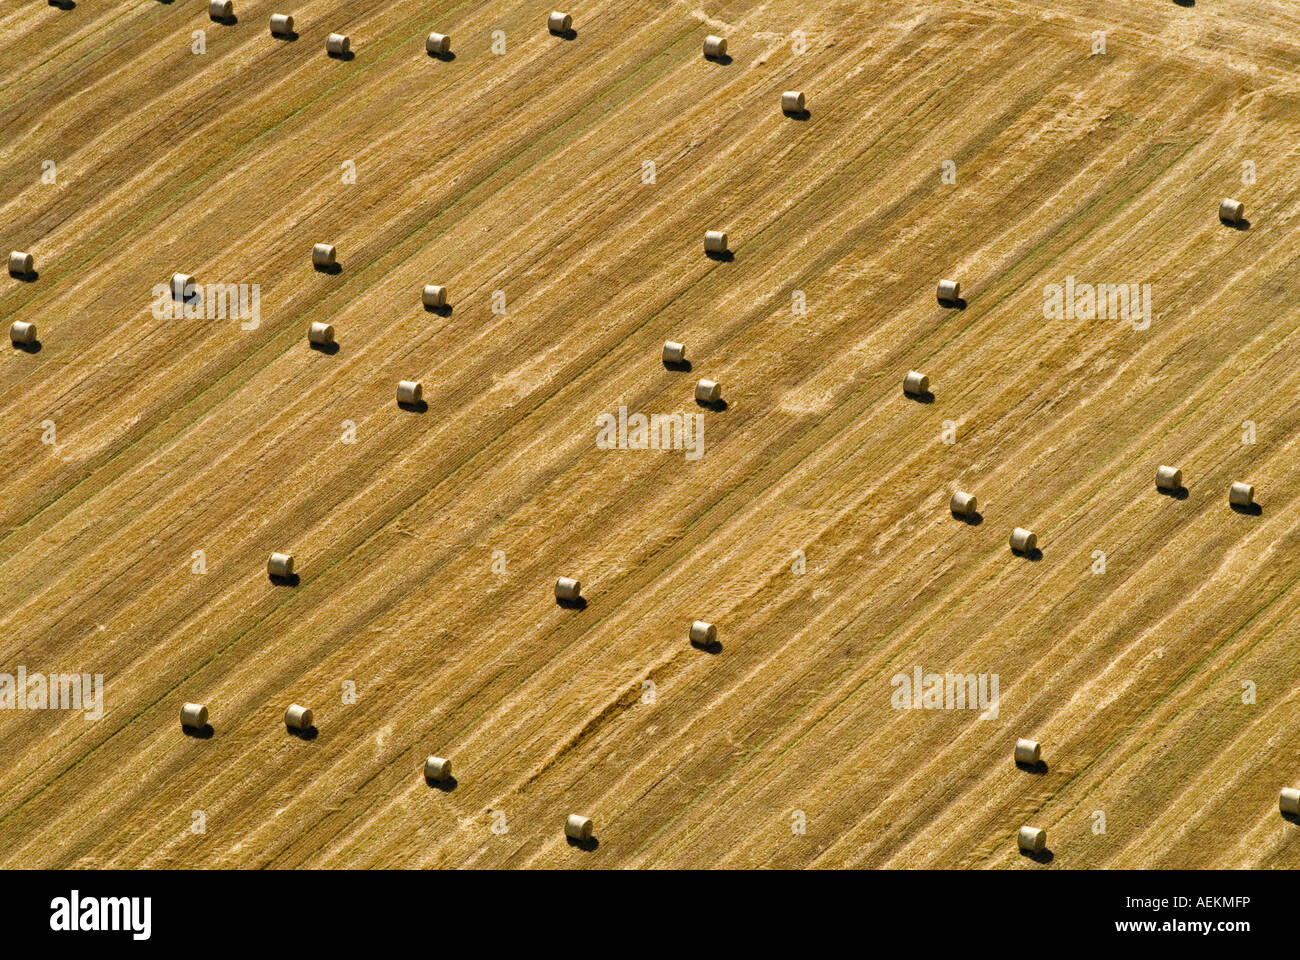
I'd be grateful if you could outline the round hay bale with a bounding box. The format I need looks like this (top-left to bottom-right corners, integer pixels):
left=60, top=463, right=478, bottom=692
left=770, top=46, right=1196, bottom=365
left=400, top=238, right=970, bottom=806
left=1229, top=481, right=1255, bottom=507
left=1010, top=528, right=1036, bottom=553
left=903, top=370, right=929, bottom=395
left=1017, top=826, right=1046, bottom=853
left=1156, top=465, right=1182, bottom=490
left=10, top=321, right=37, bottom=346
left=689, top=620, right=717, bottom=646
left=1219, top=198, right=1245, bottom=225
left=950, top=491, right=977, bottom=516
left=695, top=379, right=721, bottom=404
left=312, top=243, right=337, bottom=267
left=180, top=703, right=209, bottom=729
left=424, top=756, right=452, bottom=781
left=565, top=814, right=593, bottom=841
left=8, top=251, right=34, bottom=277
left=1014, top=739, right=1041, bottom=765
left=285, top=704, right=313, bottom=730
left=397, top=380, right=423, bottom=405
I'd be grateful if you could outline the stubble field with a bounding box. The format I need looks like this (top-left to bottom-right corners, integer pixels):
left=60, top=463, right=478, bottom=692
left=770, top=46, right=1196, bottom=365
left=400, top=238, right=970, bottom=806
left=2, top=0, right=1300, bottom=868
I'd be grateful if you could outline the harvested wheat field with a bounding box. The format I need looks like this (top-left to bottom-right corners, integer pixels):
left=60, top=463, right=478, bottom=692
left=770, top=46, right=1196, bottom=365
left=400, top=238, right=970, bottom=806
left=2, top=0, right=1300, bottom=870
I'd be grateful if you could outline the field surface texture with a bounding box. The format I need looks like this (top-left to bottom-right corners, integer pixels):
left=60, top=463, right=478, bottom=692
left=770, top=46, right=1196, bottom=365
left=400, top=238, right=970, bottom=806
left=2, top=0, right=1298, bottom=868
